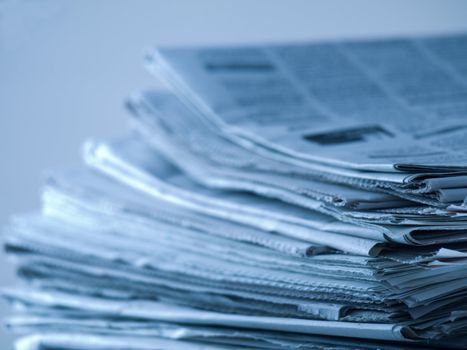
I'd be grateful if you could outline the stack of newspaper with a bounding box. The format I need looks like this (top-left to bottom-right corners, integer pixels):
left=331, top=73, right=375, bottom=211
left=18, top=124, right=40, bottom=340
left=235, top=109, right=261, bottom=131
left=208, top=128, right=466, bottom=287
left=4, top=33, right=467, bottom=349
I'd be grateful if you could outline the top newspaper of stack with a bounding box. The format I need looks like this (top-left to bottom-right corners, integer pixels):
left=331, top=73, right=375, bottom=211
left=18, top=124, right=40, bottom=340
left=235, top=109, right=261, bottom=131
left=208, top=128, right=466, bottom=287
left=146, top=33, right=467, bottom=187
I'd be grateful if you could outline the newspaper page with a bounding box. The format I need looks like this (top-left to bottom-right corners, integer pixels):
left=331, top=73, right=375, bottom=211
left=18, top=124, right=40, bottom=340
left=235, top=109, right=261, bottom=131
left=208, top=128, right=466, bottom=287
left=147, top=33, right=467, bottom=173
left=120, top=92, right=467, bottom=245
left=2, top=289, right=411, bottom=342
left=6, top=316, right=428, bottom=350
left=82, top=134, right=467, bottom=253
left=129, top=90, right=467, bottom=208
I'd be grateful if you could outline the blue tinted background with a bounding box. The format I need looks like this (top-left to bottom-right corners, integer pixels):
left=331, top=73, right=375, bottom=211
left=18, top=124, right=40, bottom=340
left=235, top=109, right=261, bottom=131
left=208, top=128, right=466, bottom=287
left=2, top=0, right=467, bottom=347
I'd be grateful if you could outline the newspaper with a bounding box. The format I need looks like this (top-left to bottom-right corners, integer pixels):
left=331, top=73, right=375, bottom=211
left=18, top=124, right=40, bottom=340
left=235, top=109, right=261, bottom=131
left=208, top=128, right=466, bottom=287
left=83, top=136, right=390, bottom=255
left=42, top=167, right=320, bottom=257
left=0, top=287, right=433, bottom=343
left=7, top=316, right=440, bottom=350
left=127, top=90, right=467, bottom=212
left=119, top=93, right=467, bottom=247
left=83, top=134, right=467, bottom=255
left=4, top=169, right=467, bottom=342
left=4, top=32, right=467, bottom=350
left=126, top=91, right=431, bottom=203
left=147, top=34, right=467, bottom=177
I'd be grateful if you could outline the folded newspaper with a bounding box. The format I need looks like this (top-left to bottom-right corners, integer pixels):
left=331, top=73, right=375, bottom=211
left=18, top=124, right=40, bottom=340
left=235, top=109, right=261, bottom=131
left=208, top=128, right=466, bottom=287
left=4, top=32, right=467, bottom=349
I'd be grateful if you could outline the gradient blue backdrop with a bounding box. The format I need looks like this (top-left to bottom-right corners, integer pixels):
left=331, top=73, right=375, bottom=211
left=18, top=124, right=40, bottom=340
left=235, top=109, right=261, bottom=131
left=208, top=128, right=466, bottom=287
left=2, top=0, right=467, bottom=347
